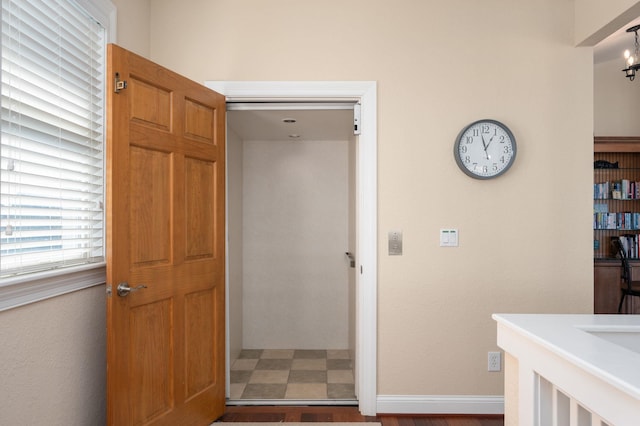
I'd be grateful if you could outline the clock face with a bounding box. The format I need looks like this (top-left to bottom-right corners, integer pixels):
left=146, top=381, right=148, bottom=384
left=454, top=119, right=517, bottom=179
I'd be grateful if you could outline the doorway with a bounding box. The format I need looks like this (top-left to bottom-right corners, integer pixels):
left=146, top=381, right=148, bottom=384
left=226, top=104, right=356, bottom=403
left=205, top=81, right=377, bottom=416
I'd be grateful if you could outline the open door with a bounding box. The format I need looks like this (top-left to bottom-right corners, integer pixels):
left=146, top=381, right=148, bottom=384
left=106, top=44, right=226, bottom=425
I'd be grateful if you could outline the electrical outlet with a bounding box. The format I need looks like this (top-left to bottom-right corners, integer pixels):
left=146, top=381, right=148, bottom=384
left=488, top=351, right=501, bottom=372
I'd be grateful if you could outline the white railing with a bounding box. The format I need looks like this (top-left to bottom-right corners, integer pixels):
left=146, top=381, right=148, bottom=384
left=537, top=374, right=610, bottom=426
left=494, top=314, right=640, bottom=426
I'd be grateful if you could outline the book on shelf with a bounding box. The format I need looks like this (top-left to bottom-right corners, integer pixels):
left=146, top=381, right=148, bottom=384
left=593, top=212, right=640, bottom=230
left=594, top=203, right=608, bottom=213
left=594, top=181, right=610, bottom=199
left=596, top=180, right=640, bottom=200
left=618, top=234, right=640, bottom=259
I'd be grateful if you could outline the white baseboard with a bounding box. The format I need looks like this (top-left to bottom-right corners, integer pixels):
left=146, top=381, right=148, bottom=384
left=376, top=395, right=504, bottom=415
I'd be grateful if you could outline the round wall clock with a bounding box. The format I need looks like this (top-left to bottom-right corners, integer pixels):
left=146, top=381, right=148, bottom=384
left=453, top=119, right=517, bottom=179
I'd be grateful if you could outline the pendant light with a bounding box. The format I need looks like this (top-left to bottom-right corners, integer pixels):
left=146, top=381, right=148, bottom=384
left=622, top=24, right=640, bottom=81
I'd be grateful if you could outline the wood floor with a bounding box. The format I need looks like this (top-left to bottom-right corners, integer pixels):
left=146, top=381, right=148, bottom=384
left=219, top=405, right=504, bottom=426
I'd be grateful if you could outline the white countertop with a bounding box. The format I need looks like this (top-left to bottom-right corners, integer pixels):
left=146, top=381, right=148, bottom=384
left=493, top=314, right=640, bottom=400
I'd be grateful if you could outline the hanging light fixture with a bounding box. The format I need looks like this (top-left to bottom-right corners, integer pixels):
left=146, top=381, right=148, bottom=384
left=623, top=24, right=640, bottom=81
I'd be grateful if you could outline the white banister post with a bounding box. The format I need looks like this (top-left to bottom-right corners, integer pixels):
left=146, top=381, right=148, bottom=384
left=518, top=360, right=536, bottom=426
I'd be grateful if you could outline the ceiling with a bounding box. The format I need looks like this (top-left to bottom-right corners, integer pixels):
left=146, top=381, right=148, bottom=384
left=594, top=17, right=640, bottom=64
left=227, top=107, right=354, bottom=142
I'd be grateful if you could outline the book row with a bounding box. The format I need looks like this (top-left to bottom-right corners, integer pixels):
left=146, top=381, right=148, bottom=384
left=618, top=234, right=640, bottom=259
left=594, top=212, right=640, bottom=230
left=594, top=180, right=640, bottom=200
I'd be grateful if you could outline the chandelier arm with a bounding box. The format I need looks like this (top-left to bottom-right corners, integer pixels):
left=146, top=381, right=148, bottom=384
left=623, top=25, right=640, bottom=81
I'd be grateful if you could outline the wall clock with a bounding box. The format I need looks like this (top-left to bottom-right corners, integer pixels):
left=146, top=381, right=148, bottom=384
left=453, top=119, right=517, bottom=179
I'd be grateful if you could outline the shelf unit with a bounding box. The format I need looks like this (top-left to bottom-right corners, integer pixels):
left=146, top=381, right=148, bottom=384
left=594, top=137, right=640, bottom=314
left=594, top=137, right=640, bottom=259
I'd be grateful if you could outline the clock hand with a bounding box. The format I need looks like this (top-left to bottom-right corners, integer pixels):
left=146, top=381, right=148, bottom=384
left=486, top=135, right=495, bottom=150
left=481, top=134, right=490, bottom=159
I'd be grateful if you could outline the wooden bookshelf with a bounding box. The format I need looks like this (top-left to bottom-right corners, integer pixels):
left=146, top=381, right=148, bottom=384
left=594, top=137, right=640, bottom=313
left=594, top=136, right=640, bottom=152
left=593, top=140, right=640, bottom=259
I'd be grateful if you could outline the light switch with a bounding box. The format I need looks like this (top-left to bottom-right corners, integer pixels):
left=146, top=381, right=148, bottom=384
left=440, top=229, right=458, bottom=247
left=388, top=230, right=403, bottom=255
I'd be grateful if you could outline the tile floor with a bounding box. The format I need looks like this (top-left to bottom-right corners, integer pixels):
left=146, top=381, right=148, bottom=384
left=230, top=349, right=355, bottom=401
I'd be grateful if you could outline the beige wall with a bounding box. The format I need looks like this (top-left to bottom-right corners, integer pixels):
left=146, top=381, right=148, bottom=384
left=2, top=1, right=638, bottom=424
left=146, top=0, right=594, bottom=396
left=241, top=138, right=349, bottom=349
left=0, top=286, right=106, bottom=426
left=595, top=58, right=640, bottom=136
left=113, top=0, right=150, bottom=57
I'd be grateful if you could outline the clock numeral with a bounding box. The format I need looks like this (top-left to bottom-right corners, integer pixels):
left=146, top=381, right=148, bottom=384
left=461, top=146, right=468, bottom=154
left=499, top=135, right=506, bottom=143
left=466, top=136, right=474, bottom=144
left=482, top=165, right=488, bottom=173
left=464, top=155, right=471, bottom=163
left=481, top=124, right=490, bottom=134
left=472, top=128, right=479, bottom=137
left=503, top=146, right=511, bottom=154
left=500, top=155, right=505, bottom=164
left=492, top=163, right=498, bottom=171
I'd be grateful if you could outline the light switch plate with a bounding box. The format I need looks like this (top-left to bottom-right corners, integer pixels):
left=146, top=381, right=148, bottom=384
left=388, top=230, right=402, bottom=255
left=440, top=229, right=458, bottom=247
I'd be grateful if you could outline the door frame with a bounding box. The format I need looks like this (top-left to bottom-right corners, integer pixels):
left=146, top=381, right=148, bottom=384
left=206, top=80, right=377, bottom=416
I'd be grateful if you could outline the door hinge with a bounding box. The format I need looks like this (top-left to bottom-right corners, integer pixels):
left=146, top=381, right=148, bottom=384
left=354, top=103, right=361, bottom=135
left=114, top=72, right=127, bottom=94
left=106, top=284, right=112, bottom=297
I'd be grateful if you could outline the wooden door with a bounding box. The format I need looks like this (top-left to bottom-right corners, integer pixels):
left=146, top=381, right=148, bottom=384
left=106, top=44, right=226, bottom=425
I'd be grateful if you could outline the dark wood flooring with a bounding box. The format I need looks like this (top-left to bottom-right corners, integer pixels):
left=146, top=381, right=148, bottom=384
left=218, top=405, right=504, bottom=426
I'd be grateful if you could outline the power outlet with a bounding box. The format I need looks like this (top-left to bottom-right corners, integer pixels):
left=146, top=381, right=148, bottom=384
left=488, top=351, right=501, bottom=372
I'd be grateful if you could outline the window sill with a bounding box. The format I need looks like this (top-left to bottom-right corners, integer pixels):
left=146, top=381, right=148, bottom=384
left=0, top=264, right=106, bottom=312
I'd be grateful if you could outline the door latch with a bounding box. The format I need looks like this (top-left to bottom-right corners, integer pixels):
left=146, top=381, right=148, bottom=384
left=116, top=282, right=147, bottom=297
left=114, top=72, right=127, bottom=93
left=345, top=251, right=356, bottom=268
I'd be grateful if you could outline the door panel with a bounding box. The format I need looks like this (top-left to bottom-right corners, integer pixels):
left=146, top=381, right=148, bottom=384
left=129, top=299, right=173, bottom=424
left=106, top=44, right=226, bottom=426
left=185, top=289, right=217, bottom=397
left=185, top=157, right=216, bottom=259
left=129, top=77, right=172, bottom=130
left=184, top=99, right=216, bottom=142
left=130, top=147, right=172, bottom=265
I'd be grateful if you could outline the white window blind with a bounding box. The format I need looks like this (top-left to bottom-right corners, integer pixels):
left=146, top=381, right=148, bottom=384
left=0, top=0, right=106, bottom=281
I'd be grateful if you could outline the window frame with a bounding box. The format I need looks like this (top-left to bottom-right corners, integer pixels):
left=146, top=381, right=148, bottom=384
left=0, top=0, right=116, bottom=312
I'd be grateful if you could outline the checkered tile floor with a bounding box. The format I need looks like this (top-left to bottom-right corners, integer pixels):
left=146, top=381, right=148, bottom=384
left=229, top=349, right=355, bottom=400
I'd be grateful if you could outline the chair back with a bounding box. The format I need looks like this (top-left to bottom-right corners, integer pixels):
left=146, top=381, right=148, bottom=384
left=613, top=237, right=632, bottom=288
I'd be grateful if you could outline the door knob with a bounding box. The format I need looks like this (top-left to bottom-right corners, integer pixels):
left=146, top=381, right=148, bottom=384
left=117, top=282, right=147, bottom=297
